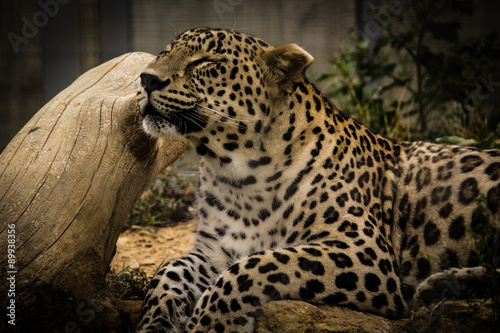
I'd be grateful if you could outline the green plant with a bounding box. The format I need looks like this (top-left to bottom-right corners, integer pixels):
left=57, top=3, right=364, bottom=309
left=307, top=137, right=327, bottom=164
left=436, top=122, right=500, bottom=148
left=318, top=37, right=410, bottom=139
left=126, top=147, right=198, bottom=227
left=107, top=259, right=152, bottom=299
left=356, top=326, right=367, bottom=333
left=318, top=0, right=500, bottom=140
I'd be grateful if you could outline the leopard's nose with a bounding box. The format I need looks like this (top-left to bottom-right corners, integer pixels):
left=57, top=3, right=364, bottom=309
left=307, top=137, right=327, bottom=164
left=140, top=73, right=165, bottom=93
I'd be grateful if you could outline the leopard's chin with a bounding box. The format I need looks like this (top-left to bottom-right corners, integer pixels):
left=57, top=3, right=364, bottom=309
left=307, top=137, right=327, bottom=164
left=141, top=107, right=182, bottom=139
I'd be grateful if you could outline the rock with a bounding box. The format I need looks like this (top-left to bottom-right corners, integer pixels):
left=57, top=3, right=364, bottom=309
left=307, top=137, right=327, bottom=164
left=255, top=300, right=394, bottom=333
left=40, top=296, right=495, bottom=333
left=255, top=299, right=498, bottom=333
left=79, top=297, right=143, bottom=333
left=406, top=299, right=498, bottom=333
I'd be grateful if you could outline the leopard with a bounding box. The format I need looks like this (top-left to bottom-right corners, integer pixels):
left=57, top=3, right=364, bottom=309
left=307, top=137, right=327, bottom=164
left=135, top=27, right=500, bottom=333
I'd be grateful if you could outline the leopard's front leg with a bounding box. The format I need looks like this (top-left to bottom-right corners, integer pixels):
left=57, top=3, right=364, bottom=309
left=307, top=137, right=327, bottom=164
left=136, top=248, right=220, bottom=332
left=187, top=241, right=407, bottom=333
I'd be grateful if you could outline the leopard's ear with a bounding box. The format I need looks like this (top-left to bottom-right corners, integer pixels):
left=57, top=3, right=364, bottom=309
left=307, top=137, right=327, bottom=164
left=259, top=44, right=314, bottom=89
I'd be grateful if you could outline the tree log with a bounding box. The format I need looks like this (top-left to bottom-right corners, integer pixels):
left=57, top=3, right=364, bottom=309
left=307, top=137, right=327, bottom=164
left=0, top=52, right=188, bottom=330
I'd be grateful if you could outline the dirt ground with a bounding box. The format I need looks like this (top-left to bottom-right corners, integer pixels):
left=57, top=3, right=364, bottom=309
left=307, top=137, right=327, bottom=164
left=110, top=221, right=195, bottom=278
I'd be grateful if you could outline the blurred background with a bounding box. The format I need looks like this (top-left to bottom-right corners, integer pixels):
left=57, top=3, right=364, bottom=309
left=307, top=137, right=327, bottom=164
left=1, top=0, right=500, bottom=152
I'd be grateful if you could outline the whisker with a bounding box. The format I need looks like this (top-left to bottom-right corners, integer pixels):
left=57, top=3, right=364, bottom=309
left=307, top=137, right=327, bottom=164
left=183, top=113, right=205, bottom=130
left=194, top=103, right=264, bottom=143
left=176, top=109, right=208, bottom=132
left=185, top=108, right=209, bottom=124
left=195, top=104, right=249, bottom=126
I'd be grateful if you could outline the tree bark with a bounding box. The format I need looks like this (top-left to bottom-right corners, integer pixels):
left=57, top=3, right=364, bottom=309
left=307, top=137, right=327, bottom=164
left=0, top=52, right=188, bottom=330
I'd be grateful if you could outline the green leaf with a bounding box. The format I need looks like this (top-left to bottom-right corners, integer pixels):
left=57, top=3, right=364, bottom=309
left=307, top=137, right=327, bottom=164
left=435, top=136, right=477, bottom=145
left=316, top=73, right=332, bottom=82
left=475, top=133, right=495, bottom=149
left=390, top=32, right=415, bottom=50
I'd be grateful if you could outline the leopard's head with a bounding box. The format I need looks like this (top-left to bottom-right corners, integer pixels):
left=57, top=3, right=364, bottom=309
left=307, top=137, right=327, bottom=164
left=138, top=27, right=313, bottom=146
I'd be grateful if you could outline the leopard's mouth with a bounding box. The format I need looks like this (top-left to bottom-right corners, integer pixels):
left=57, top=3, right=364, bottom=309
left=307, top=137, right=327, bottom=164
left=141, top=101, right=207, bottom=135
left=142, top=103, right=168, bottom=120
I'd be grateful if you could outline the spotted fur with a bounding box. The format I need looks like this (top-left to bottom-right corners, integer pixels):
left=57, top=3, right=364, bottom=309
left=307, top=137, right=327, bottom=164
left=135, top=28, right=500, bottom=333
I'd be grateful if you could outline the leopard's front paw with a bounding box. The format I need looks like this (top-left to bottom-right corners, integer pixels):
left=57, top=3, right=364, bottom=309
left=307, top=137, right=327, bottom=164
left=414, top=267, right=488, bottom=306
left=136, top=293, right=191, bottom=333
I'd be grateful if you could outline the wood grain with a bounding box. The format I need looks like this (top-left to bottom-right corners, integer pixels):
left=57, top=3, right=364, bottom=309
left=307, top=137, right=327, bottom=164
left=0, top=52, right=187, bottom=328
